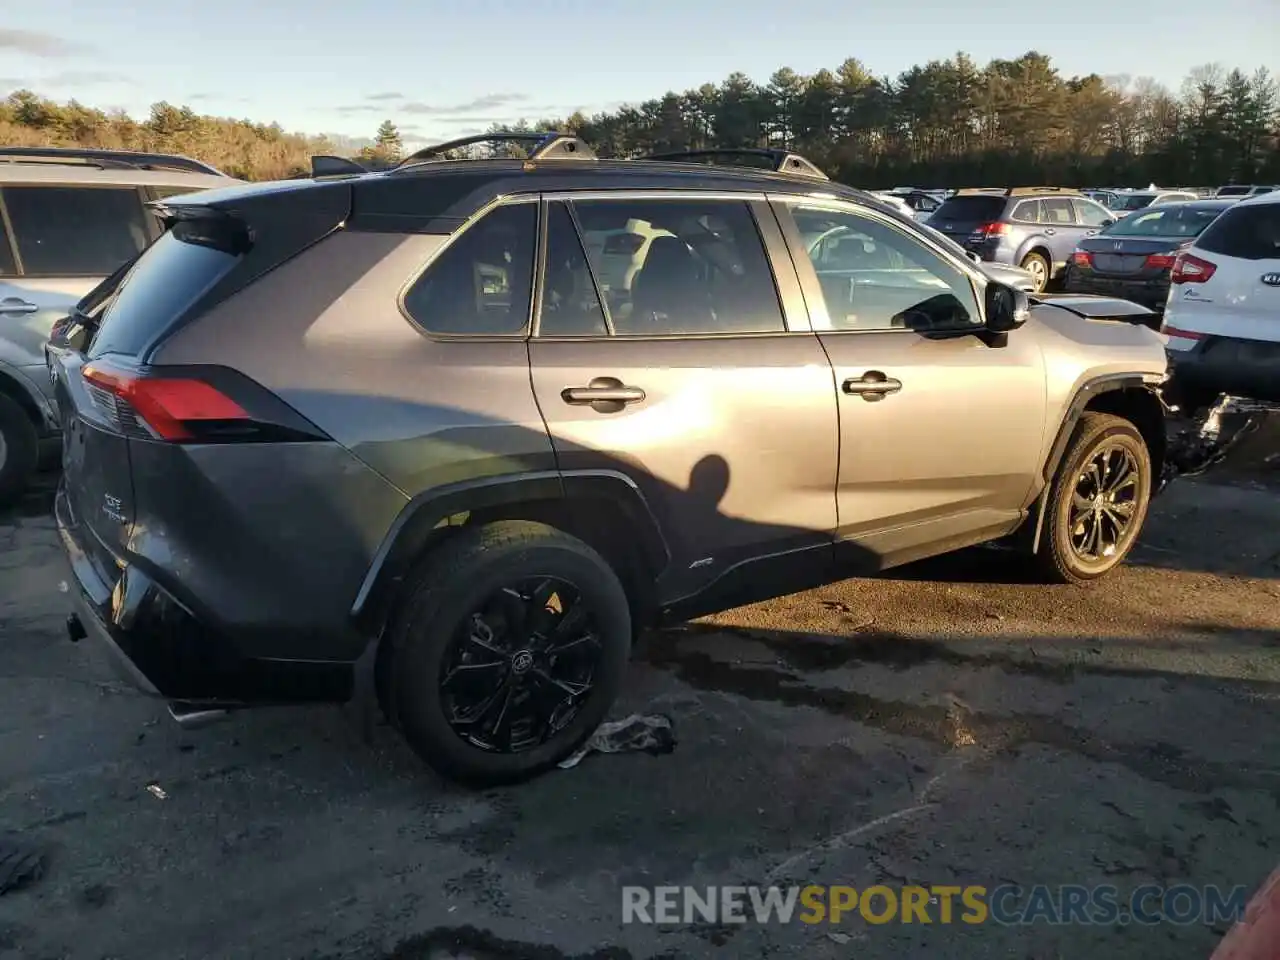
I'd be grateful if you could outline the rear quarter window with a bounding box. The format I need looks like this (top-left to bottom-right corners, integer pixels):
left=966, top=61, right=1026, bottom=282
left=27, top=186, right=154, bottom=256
left=88, top=229, right=241, bottom=358
left=1195, top=203, right=1280, bottom=261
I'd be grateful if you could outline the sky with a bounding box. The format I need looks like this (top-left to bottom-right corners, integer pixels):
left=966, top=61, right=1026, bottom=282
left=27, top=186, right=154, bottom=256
left=3, top=0, right=1278, bottom=145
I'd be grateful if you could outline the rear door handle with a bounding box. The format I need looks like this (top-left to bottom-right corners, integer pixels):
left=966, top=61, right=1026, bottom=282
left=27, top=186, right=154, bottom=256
left=843, top=371, right=902, bottom=401
left=1085, top=229, right=1099, bottom=237
left=1043, top=228, right=1057, bottom=236
left=0, top=297, right=39, bottom=315
left=561, top=376, right=645, bottom=413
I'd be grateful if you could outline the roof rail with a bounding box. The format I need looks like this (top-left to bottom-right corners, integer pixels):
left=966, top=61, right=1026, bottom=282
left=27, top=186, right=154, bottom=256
left=955, top=186, right=1077, bottom=197
left=311, top=155, right=369, bottom=178
left=641, top=148, right=829, bottom=181
left=0, top=146, right=225, bottom=176
left=393, top=132, right=596, bottom=170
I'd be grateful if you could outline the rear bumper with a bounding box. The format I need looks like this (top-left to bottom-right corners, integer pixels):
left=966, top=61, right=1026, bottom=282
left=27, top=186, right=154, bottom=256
left=1165, top=336, right=1280, bottom=406
left=55, top=484, right=354, bottom=706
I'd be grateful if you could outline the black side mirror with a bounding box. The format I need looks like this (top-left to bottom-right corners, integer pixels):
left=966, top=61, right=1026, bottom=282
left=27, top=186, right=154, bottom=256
left=981, top=281, right=1030, bottom=347
left=964, top=250, right=981, bottom=263
left=1102, top=218, right=1116, bottom=227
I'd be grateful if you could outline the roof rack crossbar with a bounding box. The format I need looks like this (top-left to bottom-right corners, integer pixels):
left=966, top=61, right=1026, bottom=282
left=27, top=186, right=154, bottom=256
left=393, top=132, right=596, bottom=170
left=956, top=186, right=1077, bottom=197
left=640, top=148, right=830, bottom=181
left=0, top=146, right=225, bottom=176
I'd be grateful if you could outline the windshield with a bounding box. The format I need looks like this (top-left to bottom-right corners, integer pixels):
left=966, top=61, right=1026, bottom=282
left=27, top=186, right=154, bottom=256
left=1111, top=194, right=1157, bottom=212
left=1101, top=205, right=1227, bottom=238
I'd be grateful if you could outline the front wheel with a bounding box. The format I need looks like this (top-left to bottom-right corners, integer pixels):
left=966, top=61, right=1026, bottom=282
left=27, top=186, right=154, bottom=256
left=1034, top=413, right=1153, bottom=584
left=385, top=521, right=632, bottom=786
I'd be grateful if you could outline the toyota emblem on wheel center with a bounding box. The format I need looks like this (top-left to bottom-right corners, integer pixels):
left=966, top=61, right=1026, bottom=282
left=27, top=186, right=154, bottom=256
left=1261, top=272, right=1280, bottom=286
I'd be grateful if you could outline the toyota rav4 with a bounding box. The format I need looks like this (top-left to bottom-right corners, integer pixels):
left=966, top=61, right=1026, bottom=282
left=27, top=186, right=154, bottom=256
left=50, top=135, right=1169, bottom=785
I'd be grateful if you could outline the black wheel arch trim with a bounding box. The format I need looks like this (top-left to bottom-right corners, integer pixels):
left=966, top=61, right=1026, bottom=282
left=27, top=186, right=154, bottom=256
left=350, top=469, right=671, bottom=631
left=1030, top=373, right=1167, bottom=553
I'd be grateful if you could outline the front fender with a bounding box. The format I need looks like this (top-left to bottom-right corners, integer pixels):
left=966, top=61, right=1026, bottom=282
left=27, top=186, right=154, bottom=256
left=0, top=359, right=58, bottom=433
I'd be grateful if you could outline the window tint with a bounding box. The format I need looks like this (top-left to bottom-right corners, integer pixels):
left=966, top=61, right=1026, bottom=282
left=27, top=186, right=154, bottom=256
left=0, top=224, right=15, bottom=277
left=931, top=195, right=1006, bottom=222
left=1041, top=197, right=1075, bottom=225
left=88, top=229, right=241, bottom=358
left=538, top=203, right=609, bottom=337
left=1196, top=203, right=1280, bottom=260
left=789, top=204, right=981, bottom=333
left=572, top=198, right=784, bottom=336
left=1011, top=200, right=1042, bottom=223
left=1073, top=199, right=1113, bottom=227
left=402, top=202, right=536, bottom=335
left=3, top=186, right=149, bottom=276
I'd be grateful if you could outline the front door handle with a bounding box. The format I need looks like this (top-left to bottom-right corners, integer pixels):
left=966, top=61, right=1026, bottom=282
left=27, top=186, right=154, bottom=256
left=1043, top=228, right=1057, bottom=236
left=0, top=297, right=39, bottom=315
left=561, top=376, right=645, bottom=413
left=843, top=371, right=902, bottom=402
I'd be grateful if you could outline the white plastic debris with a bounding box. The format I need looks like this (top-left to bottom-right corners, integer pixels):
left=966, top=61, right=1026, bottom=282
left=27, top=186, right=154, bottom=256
left=557, top=714, right=675, bottom=769
left=145, top=784, right=168, bottom=800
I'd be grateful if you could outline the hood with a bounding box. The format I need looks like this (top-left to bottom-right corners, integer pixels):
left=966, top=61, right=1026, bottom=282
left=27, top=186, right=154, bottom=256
left=1029, top=300, right=1168, bottom=382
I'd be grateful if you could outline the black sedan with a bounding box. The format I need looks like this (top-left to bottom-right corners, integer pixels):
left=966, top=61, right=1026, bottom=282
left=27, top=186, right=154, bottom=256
left=1062, top=198, right=1235, bottom=324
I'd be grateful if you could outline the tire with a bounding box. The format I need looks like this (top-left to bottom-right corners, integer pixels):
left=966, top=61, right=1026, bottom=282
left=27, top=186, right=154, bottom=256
left=1034, top=413, right=1153, bottom=584
left=385, top=520, right=632, bottom=786
left=0, top=392, right=39, bottom=509
left=1020, top=252, right=1050, bottom=293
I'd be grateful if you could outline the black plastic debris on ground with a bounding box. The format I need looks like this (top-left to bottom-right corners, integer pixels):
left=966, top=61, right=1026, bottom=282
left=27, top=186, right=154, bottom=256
left=558, top=714, right=676, bottom=770
left=0, top=839, right=46, bottom=895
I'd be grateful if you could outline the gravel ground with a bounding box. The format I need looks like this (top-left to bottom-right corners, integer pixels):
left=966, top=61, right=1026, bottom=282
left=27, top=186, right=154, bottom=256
left=1, top=463, right=1277, bottom=960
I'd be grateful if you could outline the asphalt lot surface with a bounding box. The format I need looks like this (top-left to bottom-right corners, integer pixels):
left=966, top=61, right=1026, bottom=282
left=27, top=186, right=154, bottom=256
left=1, top=460, right=1277, bottom=959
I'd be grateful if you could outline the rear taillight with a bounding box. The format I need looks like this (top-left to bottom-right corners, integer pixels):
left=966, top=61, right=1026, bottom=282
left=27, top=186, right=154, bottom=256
left=1144, top=253, right=1178, bottom=269
left=1159, top=324, right=1205, bottom=341
left=1170, top=252, right=1217, bottom=284
left=971, top=222, right=1009, bottom=239
left=1072, top=250, right=1093, bottom=267
left=82, top=363, right=249, bottom=442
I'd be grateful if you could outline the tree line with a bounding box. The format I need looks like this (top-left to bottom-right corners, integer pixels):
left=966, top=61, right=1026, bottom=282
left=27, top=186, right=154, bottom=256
left=3, top=51, right=1277, bottom=186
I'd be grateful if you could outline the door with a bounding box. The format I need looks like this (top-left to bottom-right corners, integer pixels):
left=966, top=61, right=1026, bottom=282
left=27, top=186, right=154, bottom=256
left=528, top=193, right=840, bottom=603
left=1038, top=196, right=1086, bottom=272
left=774, top=197, right=1047, bottom=568
left=0, top=185, right=154, bottom=387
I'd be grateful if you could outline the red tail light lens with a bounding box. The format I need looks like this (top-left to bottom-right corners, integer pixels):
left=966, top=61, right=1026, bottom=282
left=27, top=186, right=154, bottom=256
left=974, top=222, right=1009, bottom=238
left=1159, top=324, right=1205, bottom=341
left=82, top=364, right=248, bottom=441
left=1170, top=252, right=1217, bottom=284
left=1071, top=250, right=1093, bottom=267
left=1144, top=252, right=1179, bottom=269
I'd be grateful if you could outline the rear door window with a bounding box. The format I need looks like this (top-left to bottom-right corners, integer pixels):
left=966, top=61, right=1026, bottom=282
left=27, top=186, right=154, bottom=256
left=0, top=221, right=15, bottom=277
left=2, top=186, right=150, bottom=276
left=1196, top=203, right=1280, bottom=260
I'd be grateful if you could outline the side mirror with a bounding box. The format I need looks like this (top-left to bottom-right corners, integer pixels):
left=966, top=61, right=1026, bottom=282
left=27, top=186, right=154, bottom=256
left=965, top=250, right=981, bottom=263
left=1102, top=218, right=1116, bottom=227
left=981, top=281, right=1030, bottom=346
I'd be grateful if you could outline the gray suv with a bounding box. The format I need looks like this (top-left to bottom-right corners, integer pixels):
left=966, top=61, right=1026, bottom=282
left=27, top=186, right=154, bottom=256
left=0, top=147, right=236, bottom=504
left=929, top=187, right=1118, bottom=292
left=50, top=136, right=1168, bottom=785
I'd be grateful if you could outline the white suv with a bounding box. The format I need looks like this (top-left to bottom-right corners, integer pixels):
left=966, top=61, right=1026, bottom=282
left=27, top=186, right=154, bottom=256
left=1161, top=191, right=1280, bottom=409
left=0, top=148, right=236, bottom=504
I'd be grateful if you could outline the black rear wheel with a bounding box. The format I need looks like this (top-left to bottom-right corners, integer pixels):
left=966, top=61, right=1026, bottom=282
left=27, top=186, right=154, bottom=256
left=386, top=521, right=631, bottom=785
